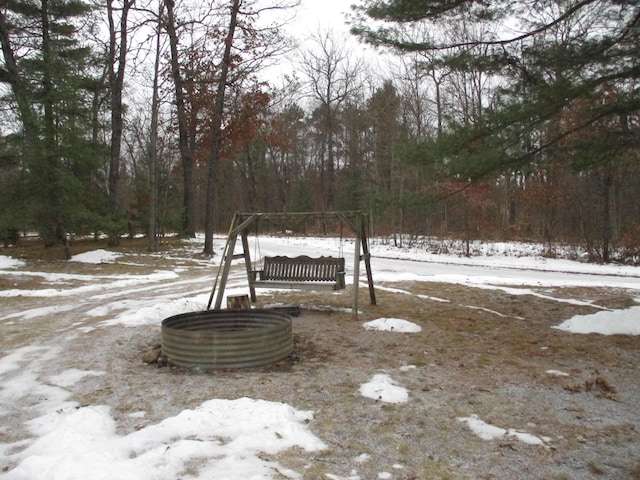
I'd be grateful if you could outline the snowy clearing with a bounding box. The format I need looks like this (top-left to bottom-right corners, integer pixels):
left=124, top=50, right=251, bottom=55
left=1, top=235, right=639, bottom=479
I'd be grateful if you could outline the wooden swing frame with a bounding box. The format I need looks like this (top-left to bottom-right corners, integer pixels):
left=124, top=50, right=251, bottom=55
left=209, top=211, right=376, bottom=314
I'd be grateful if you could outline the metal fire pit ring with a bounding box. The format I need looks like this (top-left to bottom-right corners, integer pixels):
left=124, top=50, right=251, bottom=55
left=161, top=309, right=292, bottom=369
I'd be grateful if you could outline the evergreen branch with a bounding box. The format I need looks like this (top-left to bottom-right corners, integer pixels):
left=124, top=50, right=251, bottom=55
left=353, top=0, right=601, bottom=52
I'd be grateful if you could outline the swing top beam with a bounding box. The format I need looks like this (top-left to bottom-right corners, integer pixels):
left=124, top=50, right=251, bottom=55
left=210, top=211, right=376, bottom=314
left=229, top=211, right=366, bottom=237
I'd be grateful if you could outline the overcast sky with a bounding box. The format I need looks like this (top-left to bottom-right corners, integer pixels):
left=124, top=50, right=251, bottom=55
left=262, top=0, right=387, bottom=83
left=288, top=0, right=354, bottom=39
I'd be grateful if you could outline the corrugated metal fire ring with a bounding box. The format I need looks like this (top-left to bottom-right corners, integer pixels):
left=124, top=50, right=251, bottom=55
left=161, top=309, right=293, bottom=369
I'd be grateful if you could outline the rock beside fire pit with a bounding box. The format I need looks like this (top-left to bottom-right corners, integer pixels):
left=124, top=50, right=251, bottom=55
left=142, top=348, right=161, bottom=364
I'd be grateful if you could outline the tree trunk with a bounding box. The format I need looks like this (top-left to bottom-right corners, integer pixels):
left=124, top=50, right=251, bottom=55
left=0, top=12, right=38, bottom=141
left=107, top=0, right=133, bottom=246
left=42, top=0, right=71, bottom=259
left=602, top=166, right=613, bottom=263
left=246, top=145, right=259, bottom=211
left=326, top=102, right=335, bottom=209
left=203, top=0, right=240, bottom=255
left=165, top=0, right=196, bottom=238
left=148, top=4, right=162, bottom=252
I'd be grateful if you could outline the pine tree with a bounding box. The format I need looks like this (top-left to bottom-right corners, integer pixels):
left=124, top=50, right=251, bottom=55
left=0, top=0, right=105, bottom=257
left=352, top=0, right=640, bottom=177
left=353, top=1, right=640, bottom=257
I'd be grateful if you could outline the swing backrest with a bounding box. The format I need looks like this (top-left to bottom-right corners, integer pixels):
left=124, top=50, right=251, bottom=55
left=261, top=255, right=345, bottom=282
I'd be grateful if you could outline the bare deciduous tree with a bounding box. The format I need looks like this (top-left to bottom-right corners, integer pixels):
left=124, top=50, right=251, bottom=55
left=107, top=0, right=135, bottom=245
left=299, top=29, right=363, bottom=210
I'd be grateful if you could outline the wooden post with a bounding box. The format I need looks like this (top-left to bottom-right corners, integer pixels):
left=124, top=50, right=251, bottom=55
left=360, top=215, right=376, bottom=305
left=227, top=294, right=250, bottom=309
left=213, top=233, right=238, bottom=310
left=352, top=214, right=361, bottom=315
left=241, top=230, right=257, bottom=302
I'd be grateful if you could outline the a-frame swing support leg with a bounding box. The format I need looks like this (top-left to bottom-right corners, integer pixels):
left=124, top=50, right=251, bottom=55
left=213, top=232, right=238, bottom=310
left=212, top=214, right=260, bottom=310
left=352, top=229, right=361, bottom=314
left=212, top=232, right=253, bottom=310
left=361, top=221, right=376, bottom=307
left=339, top=212, right=376, bottom=314
left=242, top=230, right=257, bottom=303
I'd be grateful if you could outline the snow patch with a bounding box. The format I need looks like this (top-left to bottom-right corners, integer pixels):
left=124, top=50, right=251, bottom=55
left=359, top=374, right=409, bottom=404
left=0, top=255, right=24, bottom=269
left=363, top=318, right=422, bottom=333
left=3, top=398, right=325, bottom=480
left=553, top=305, right=640, bottom=335
left=458, top=414, right=549, bottom=446
left=70, top=249, right=121, bottom=264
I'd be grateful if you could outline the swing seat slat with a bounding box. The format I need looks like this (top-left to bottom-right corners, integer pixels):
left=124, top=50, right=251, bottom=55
left=251, top=255, right=346, bottom=291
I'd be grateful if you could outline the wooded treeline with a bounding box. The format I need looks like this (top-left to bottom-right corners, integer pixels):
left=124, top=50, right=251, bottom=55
left=1, top=0, right=639, bottom=263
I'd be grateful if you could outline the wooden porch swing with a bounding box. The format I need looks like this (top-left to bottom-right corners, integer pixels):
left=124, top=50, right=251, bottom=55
left=208, top=211, right=376, bottom=314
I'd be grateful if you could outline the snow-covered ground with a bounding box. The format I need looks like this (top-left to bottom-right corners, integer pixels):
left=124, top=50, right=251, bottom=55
left=1, top=236, right=639, bottom=479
